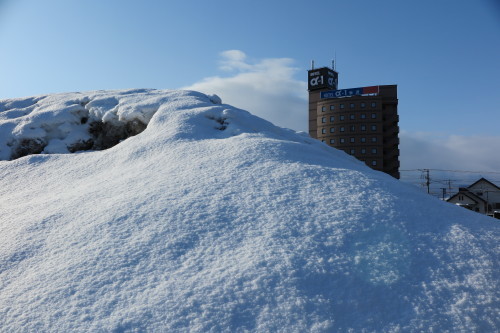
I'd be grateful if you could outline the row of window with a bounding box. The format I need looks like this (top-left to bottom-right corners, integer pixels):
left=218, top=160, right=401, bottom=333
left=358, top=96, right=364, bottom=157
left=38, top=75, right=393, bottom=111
left=321, top=113, right=377, bottom=122
left=321, top=125, right=378, bottom=133
left=320, top=142, right=380, bottom=164
left=342, top=148, right=379, bottom=154
left=321, top=102, right=377, bottom=112
left=322, top=137, right=379, bottom=144
left=347, top=154, right=379, bottom=166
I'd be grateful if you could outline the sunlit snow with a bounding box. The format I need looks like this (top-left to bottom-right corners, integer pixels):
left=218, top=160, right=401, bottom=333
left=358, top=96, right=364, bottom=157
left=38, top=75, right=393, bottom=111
left=0, top=89, right=498, bottom=332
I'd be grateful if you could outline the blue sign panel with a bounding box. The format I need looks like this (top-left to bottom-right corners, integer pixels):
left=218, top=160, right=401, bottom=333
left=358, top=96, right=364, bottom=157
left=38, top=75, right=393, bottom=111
left=321, top=87, right=364, bottom=99
left=320, top=86, right=379, bottom=99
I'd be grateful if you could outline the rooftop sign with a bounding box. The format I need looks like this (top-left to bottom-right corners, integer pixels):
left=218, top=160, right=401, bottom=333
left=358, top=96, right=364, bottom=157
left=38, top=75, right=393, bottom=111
left=308, top=67, right=338, bottom=91
left=320, top=86, right=379, bottom=99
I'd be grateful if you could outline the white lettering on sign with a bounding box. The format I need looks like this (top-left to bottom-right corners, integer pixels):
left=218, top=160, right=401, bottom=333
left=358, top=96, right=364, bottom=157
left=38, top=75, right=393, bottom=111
left=310, top=76, right=324, bottom=86
left=309, top=71, right=320, bottom=77
left=320, top=87, right=367, bottom=99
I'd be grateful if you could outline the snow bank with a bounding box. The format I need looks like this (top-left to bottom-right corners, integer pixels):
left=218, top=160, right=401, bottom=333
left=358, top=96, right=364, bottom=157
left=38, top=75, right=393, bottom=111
left=0, top=89, right=498, bottom=332
left=0, top=89, right=214, bottom=160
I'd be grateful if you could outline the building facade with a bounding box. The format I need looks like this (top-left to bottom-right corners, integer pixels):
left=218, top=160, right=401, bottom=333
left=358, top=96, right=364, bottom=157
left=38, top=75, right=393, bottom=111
left=308, top=66, right=400, bottom=178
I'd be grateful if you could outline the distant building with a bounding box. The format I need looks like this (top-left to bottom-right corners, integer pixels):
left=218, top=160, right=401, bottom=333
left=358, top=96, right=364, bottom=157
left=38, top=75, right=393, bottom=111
left=308, top=65, right=400, bottom=178
left=447, top=178, right=500, bottom=219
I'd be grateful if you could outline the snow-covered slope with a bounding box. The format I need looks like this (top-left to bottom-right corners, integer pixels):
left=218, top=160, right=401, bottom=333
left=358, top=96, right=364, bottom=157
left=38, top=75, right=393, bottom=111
left=0, top=89, right=498, bottom=332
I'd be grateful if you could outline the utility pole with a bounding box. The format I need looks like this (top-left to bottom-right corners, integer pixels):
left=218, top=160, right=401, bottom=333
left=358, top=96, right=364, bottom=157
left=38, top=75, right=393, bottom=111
left=446, top=179, right=453, bottom=192
left=419, top=169, right=431, bottom=194
left=486, top=190, right=490, bottom=215
left=441, top=188, right=446, bottom=200
left=418, top=169, right=431, bottom=194
left=426, top=169, right=430, bottom=194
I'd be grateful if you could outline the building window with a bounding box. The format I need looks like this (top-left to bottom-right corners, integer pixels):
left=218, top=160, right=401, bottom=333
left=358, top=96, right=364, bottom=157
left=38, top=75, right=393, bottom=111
left=340, top=115, right=345, bottom=121
left=330, top=105, right=335, bottom=110
left=361, top=148, right=366, bottom=154
left=330, top=127, right=335, bottom=133
left=371, top=102, right=377, bottom=108
left=322, top=128, right=326, bottom=134
left=330, top=116, right=335, bottom=122
left=350, top=149, right=355, bottom=154
left=340, top=104, right=345, bottom=109
left=350, top=125, right=355, bottom=132
left=371, top=148, right=377, bottom=154
left=350, top=114, right=355, bottom=120
left=330, top=139, right=335, bottom=144
left=340, top=126, right=345, bottom=132
left=360, top=114, right=366, bottom=119
left=321, top=140, right=325, bottom=143
left=371, top=113, right=377, bottom=119
left=371, top=125, right=377, bottom=131
left=350, top=137, right=355, bottom=143
left=361, top=125, right=366, bottom=131
left=321, top=106, right=326, bottom=112
left=350, top=103, right=355, bottom=109
left=321, top=117, right=326, bottom=123
left=361, top=102, right=366, bottom=108
left=340, top=138, right=345, bottom=143
left=361, top=137, right=366, bottom=143
left=372, top=160, right=377, bottom=166
left=371, top=137, right=377, bottom=142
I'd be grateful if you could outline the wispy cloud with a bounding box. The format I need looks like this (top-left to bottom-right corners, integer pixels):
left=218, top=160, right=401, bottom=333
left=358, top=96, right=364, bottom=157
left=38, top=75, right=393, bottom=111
left=184, top=50, right=308, bottom=131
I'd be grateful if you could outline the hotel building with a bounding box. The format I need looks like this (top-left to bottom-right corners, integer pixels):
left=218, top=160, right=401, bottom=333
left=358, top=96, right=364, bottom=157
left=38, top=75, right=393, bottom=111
left=308, top=66, right=400, bottom=178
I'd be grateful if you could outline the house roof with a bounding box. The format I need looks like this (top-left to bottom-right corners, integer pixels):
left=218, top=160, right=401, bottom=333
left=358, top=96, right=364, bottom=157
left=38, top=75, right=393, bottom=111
left=447, top=188, right=486, bottom=204
left=468, top=177, right=500, bottom=191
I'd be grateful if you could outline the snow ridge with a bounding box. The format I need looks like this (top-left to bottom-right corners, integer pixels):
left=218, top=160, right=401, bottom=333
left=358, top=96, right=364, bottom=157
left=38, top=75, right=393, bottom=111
left=0, top=89, right=219, bottom=160
left=0, top=89, right=498, bottom=332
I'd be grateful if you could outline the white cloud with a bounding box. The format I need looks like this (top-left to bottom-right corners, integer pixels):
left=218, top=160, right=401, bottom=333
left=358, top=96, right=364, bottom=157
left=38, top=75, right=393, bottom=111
left=400, top=131, right=500, bottom=172
left=218, top=50, right=251, bottom=72
left=184, top=50, right=308, bottom=131
left=399, top=132, right=500, bottom=192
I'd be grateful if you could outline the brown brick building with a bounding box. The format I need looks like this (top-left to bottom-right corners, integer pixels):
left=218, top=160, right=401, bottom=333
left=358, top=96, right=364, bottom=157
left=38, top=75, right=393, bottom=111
left=308, top=66, right=400, bottom=178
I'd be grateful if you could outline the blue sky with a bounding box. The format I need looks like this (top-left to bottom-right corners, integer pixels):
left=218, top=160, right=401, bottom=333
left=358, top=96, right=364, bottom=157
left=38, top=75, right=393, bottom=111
left=1, top=0, right=499, bottom=190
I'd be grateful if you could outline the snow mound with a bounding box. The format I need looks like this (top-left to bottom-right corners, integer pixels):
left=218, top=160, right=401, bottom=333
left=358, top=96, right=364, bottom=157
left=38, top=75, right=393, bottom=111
left=0, top=89, right=223, bottom=160
left=0, top=90, right=498, bottom=332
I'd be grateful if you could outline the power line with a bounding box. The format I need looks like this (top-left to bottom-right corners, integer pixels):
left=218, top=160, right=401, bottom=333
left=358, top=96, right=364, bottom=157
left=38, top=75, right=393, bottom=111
left=400, top=170, right=500, bottom=185
left=401, top=169, right=500, bottom=175
left=399, top=169, right=500, bottom=200
left=401, top=176, right=500, bottom=184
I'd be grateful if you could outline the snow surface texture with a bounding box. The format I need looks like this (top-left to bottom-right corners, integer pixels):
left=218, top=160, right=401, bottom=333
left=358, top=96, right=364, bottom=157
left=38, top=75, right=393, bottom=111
left=0, top=89, right=224, bottom=161
left=0, top=89, right=498, bottom=332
